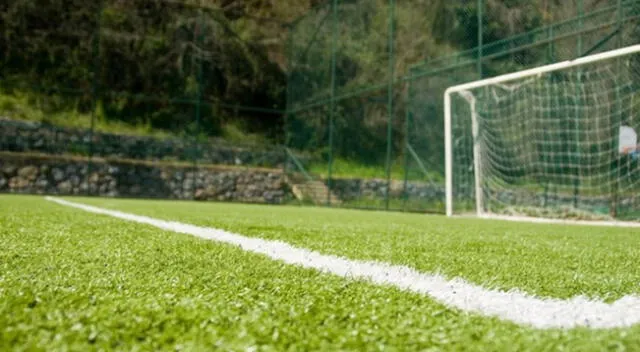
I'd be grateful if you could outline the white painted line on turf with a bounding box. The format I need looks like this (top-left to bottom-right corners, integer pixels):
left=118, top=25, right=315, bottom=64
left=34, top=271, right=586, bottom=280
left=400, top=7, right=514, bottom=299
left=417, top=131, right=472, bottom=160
left=477, top=214, right=640, bottom=228
left=46, top=196, right=640, bottom=330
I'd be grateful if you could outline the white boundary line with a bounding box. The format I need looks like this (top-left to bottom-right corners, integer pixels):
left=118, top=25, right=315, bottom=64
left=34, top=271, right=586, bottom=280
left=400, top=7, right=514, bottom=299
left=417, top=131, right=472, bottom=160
left=46, top=196, right=640, bottom=330
left=476, top=214, right=640, bottom=228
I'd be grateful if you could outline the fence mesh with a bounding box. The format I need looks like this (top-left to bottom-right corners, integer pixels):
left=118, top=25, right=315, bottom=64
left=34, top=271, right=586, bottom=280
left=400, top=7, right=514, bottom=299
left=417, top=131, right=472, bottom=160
left=408, top=0, right=640, bottom=215
left=1, top=0, right=288, bottom=201
left=2, top=0, right=639, bottom=216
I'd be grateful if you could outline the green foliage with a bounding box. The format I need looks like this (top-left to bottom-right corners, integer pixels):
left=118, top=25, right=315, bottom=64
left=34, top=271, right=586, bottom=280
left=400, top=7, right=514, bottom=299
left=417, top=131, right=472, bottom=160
left=285, top=0, right=579, bottom=181
left=306, top=157, right=442, bottom=182
left=0, top=0, right=296, bottom=139
left=0, top=92, right=169, bottom=137
left=221, top=120, right=270, bottom=146
left=2, top=0, right=636, bottom=185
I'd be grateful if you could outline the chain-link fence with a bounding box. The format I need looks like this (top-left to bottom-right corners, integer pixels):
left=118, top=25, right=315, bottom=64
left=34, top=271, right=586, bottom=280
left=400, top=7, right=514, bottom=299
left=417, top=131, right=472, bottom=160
left=286, top=0, right=640, bottom=214
left=1, top=0, right=289, bottom=201
left=2, top=0, right=639, bottom=212
left=286, top=0, right=436, bottom=211
left=409, top=0, right=640, bottom=215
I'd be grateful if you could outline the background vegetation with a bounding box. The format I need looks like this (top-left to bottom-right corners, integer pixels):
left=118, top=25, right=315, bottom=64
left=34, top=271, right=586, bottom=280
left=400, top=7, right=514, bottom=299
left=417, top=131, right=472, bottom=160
left=0, top=0, right=586, bottom=141
left=2, top=0, right=636, bottom=182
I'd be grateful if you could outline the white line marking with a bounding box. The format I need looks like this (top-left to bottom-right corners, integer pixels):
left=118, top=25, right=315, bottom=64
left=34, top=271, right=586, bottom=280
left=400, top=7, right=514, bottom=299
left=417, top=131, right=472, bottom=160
left=46, top=196, right=640, bottom=330
left=472, top=214, right=640, bottom=228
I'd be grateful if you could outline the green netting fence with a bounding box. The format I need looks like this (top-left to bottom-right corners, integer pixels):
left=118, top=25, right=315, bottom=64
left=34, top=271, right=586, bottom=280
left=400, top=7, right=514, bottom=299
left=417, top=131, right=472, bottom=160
left=1, top=0, right=288, bottom=200
left=1, top=0, right=639, bottom=212
left=286, top=0, right=640, bottom=214
left=409, top=0, right=640, bottom=216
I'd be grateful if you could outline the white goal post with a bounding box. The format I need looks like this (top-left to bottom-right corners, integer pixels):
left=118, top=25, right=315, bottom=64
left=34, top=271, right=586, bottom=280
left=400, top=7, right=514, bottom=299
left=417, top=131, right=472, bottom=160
left=444, top=44, right=640, bottom=221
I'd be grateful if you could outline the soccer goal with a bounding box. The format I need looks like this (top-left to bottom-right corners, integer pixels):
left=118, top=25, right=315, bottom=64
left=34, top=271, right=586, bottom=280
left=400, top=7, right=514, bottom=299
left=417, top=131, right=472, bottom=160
left=445, top=45, right=640, bottom=224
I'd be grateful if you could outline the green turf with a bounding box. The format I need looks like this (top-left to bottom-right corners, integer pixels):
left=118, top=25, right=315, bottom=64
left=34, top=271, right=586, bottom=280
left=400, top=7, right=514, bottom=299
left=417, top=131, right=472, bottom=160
left=307, top=157, right=442, bottom=182
left=73, top=196, right=640, bottom=301
left=1, top=195, right=640, bottom=350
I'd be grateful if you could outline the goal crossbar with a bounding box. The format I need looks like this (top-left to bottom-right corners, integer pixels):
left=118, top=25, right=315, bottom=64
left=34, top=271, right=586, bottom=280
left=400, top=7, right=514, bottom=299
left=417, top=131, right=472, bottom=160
left=444, top=44, right=640, bottom=217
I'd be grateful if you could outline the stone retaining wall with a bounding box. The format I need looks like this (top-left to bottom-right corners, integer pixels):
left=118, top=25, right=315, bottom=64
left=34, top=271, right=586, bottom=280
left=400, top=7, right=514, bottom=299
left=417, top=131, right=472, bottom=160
left=0, top=153, right=289, bottom=204
left=328, top=177, right=636, bottom=214
left=0, top=118, right=287, bottom=168
left=4, top=151, right=632, bottom=213
left=330, top=178, right=445, bottom=201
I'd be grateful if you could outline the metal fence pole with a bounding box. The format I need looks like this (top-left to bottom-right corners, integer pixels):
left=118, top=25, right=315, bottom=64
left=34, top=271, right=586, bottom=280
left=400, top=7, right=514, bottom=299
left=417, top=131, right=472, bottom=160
left=617, top=0, right=624, bottom=47
left=577, top=0, right=584, bottom=55
left=477, top=0, right=484, bottom=79
left=547, top=25, right=555, bottom=63
left=283, top=25, right=293, bottom=180
left=402, top=71, right=413, bottom=211
left=573, top=0, right=584, bottom=209
left=87, top=1, right=103, bottom=197
left=327, top=0, right=339, bottom=207
left=543, top=24, right=555, bottom=207
left=384, top=0, right=396, bottom=211
left=611, top=0, right=624, bottom=218
left=192, top=11, right=205, bottom=200
left=472, top=0, right=483, bottom=212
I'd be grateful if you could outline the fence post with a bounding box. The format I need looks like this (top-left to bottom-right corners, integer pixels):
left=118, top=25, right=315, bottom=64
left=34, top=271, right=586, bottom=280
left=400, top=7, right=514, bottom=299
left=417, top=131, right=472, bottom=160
left=611, top=0, right=624, bottom=218
left=477, top=0, right=484, bottom=79
left=542, top=24, right=555, bottom=206
left=577, top=0, right=584, bottom=54
left=327, top=0, right=339, bottom=207
left=192, top=10, right=205, bottom=201
left=547, top=25, right=555, bottom=64
left=402, top=72, right=413, bottom=211
left=573, top=0, right=584, bottom=209
left=384, top=0, right=396, bottom=211
left=87, top=0, right=103, bottom=197
left=283, top=24, right=293, bottom=179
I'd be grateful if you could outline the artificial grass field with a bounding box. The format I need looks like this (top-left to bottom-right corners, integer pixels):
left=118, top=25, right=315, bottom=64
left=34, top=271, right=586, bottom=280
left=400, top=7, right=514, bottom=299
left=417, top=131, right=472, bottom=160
left=1, top=195, right=640, bottom=350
